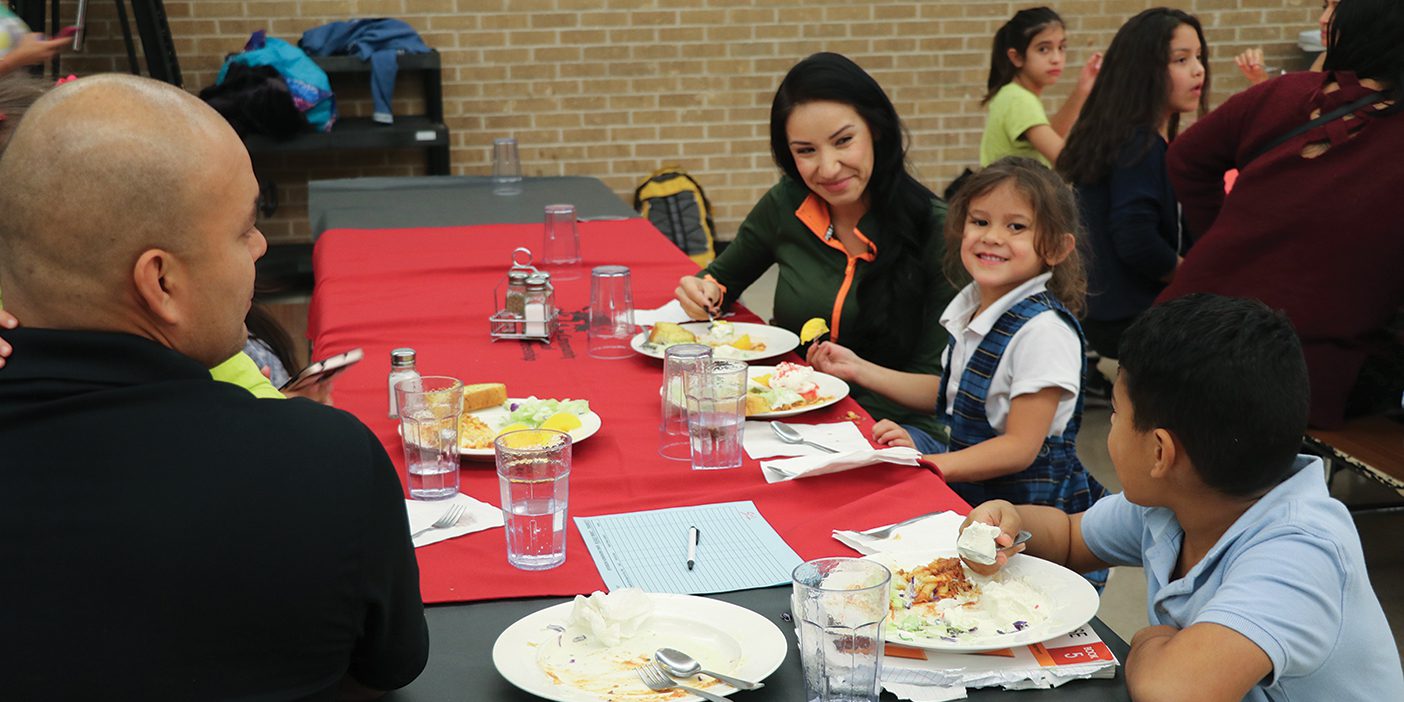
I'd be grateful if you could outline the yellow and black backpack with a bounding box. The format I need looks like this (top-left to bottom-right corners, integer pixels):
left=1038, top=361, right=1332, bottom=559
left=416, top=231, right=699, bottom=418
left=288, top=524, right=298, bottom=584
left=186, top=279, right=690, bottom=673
left=634, top=167, right=716, bottom=266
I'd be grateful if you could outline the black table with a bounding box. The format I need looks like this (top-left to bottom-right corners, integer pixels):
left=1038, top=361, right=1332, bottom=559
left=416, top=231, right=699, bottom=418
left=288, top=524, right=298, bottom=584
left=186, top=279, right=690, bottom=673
left=307, top=175, right=638, bottom=240
left=386, top=586, right=1131, bottom=701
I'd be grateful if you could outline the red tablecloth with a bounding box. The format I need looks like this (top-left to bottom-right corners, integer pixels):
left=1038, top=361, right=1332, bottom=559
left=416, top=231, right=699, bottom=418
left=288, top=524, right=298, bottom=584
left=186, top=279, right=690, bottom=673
left=309, top=220, right=969, bottom=604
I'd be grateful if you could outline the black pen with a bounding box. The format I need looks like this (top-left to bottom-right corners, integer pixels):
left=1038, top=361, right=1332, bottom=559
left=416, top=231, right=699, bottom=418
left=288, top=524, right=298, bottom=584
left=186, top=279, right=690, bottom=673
left=687, top=525, right=699, bottom=570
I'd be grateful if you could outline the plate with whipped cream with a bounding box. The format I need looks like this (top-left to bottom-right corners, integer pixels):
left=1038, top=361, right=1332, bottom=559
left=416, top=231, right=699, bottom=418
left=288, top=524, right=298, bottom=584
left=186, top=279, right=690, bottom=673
left=864, top=542, right=1100, bottom=652
left=632, top=320, right=800, bottom=362
left=745, top=362, right=849, bottom=418
left=493, top=589, right=786, bottom=701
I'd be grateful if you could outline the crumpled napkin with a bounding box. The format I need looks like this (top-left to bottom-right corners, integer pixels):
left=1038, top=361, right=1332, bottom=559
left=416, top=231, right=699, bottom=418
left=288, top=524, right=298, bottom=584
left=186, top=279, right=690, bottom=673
left=633, top=299, right=693, bottom=326
left=565, top=588, right=654, bottom=647
left=743, top=420, right=871, bottom=459
left=404, top=492, right=503, bottom=549
left=760, top=445, right=922, bottom=483
left=831, top=510, right=966, bottom=555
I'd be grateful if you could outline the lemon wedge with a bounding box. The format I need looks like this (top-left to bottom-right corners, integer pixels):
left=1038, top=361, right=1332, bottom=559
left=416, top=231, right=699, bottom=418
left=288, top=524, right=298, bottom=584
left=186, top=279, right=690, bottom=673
left=540, top=411, right=582, bottom=433
left=730, top=334, right=754, bottom=350
left=800, top=317, right=830, bottom=344
left=496, top=422, right=531, bottom=438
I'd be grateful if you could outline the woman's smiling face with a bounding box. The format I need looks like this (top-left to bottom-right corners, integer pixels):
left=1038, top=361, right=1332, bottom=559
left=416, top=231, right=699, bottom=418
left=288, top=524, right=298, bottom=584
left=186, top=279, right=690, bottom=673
left=785, top=100, right=874, bottom=213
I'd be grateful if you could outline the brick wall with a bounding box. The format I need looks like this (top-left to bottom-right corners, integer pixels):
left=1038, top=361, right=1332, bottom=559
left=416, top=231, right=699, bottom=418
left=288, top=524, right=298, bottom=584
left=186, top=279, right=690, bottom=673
left=48, top=0, right=1322, bottom=245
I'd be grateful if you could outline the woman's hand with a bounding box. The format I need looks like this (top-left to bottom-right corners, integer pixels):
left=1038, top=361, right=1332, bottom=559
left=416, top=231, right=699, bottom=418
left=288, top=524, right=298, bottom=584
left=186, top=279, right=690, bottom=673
left=1075, top=51, right=1102, bottom=95
left=0, top=309, right=19, bottom=368
left=674, top=275, right=721, bottom=320
left=284, top=377, right=336, bottom=405
left=1234, top=48, right=1269, bottom=86
left=806, top=340, right=864, bottom=383
left=958, top=501, right=1025, bottom=575
left=871, top=419, right=915, bottom=449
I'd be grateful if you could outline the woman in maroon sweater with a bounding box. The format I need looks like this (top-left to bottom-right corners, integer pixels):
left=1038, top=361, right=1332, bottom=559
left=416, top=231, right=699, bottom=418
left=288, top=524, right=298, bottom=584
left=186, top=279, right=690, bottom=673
left=1159, top=0, right=1404, bottom=428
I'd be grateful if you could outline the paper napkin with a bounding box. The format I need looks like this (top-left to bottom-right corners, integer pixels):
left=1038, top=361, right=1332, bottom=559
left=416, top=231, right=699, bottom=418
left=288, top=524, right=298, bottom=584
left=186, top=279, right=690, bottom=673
left=743, top=420, right=872, bottom=460
left=760, top=445, right=922, bottom=483
left=632, top=299, right=693, bottom=326
left=832, top=510, right=967, bottom=555
left=405, top=492, right=503, bottom=548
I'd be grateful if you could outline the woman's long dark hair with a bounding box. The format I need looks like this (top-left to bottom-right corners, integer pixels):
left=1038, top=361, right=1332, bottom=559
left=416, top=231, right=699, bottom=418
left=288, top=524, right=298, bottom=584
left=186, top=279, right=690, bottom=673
left=1323, top=0, right=1404, bottom=105
left=769, top=52, right=935, bottom=368
left=982, top=7, right=1065, bottom=106
left=245, top=303, right=298, bottom=376
left=1057, top=8, right=1209, bottom=185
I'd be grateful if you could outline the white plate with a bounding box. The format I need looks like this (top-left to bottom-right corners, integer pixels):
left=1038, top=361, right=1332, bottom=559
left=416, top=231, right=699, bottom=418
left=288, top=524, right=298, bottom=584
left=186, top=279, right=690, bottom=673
left=864, top=549, right=1099, bottom=652
left=492, top=593, right=788, bottom=702
left=630, top=321, right=801, bottom=362
left=745, top=365, right=850, bottom=419
left=400, top=398, right=602, bottom=461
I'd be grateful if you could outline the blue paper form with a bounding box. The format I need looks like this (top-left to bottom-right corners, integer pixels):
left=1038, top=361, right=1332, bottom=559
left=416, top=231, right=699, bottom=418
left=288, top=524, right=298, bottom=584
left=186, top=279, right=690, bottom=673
left=575, top=501, right=804, bottom=595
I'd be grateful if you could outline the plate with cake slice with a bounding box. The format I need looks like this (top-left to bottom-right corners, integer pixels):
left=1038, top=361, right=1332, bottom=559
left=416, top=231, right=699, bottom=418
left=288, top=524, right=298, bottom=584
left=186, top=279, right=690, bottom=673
left=630, top=320, right=800, bottom=362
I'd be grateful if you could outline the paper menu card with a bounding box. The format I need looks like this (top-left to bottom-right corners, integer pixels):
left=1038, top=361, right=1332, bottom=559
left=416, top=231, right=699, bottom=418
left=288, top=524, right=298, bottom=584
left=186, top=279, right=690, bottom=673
left=575, top=501, right=803, bottom=595
left=883, top=624, right=1119, bottom=690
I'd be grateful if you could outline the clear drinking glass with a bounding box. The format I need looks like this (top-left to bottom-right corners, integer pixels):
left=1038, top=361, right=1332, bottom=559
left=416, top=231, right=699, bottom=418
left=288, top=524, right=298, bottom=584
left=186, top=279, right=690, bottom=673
left=492, top=136, right=522, bottom=195
left=685, top=359, right=748, bottom=470
left=587, top=265, right=635, bottom=359
left=791, top=558, right=892, bottom=702
left=396, top=376, right=463, bottom=500
left=495, top=429, right=572, bottom=570
left=542, top=204, right=582, bottom=278
left=660, top=343, right=712, bottom=461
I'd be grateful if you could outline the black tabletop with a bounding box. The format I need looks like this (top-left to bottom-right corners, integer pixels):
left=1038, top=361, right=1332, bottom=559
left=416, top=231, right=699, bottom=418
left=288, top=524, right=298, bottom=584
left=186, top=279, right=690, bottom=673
left=307, top=175, right=639, bottom=239
left=384, top=586, right=1131, bottom=701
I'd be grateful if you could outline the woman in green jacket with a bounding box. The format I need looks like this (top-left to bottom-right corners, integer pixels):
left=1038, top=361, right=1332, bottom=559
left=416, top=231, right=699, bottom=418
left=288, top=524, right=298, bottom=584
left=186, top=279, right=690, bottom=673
left=675, top=52, right=955, bottom=436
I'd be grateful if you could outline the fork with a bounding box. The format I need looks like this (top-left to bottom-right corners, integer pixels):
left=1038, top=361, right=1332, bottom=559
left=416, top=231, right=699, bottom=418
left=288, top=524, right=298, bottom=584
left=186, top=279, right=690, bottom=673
left=855, top=510, right=946, bottom=540
left=410, top=503, right=467, bottom=539
left=636, top=663, right=730, bottom=702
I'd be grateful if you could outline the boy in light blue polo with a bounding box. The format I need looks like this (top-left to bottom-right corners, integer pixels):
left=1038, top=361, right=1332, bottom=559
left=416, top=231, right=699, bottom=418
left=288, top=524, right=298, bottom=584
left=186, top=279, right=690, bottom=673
left=961, top=294, right=1403, bottom=701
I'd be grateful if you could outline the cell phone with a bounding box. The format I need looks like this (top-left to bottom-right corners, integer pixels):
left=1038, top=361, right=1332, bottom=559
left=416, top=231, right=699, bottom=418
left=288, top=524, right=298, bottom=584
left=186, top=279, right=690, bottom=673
left=280, top=347, right=364, bottom=393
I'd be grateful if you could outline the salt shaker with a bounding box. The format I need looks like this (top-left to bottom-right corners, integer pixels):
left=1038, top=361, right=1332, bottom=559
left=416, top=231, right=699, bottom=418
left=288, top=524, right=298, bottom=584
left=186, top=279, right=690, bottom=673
left=524, top=272, right=555, bottom=338
left=387, top=347, right=420, bottom=418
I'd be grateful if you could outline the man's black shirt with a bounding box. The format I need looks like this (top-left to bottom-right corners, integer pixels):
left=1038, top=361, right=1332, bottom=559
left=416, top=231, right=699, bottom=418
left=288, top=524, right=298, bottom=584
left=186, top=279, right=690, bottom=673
left=0, top=329, right=428, bottom=699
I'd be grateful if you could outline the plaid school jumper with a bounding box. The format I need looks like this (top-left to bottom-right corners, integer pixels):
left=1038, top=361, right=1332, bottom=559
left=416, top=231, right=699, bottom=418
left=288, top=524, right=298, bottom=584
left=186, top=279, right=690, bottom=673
left=936, top=292, right=1108, bottom=587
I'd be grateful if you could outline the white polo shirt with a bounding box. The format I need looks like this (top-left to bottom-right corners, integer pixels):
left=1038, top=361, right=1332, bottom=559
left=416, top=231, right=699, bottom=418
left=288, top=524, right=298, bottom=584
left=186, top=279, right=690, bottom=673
left=939, top=273, right=1082, bottom=436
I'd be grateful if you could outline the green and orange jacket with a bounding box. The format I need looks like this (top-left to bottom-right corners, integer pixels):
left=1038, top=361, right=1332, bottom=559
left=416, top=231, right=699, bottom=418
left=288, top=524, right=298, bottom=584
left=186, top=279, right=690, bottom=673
left=700, top=177, right=954, bottom=437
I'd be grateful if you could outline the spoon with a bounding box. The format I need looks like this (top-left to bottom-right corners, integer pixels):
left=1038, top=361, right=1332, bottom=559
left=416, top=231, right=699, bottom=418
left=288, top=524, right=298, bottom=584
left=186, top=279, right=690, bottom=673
left=654, top=648, right=764, bottom=691
left=958, top=530, right=1033, bottom=566
left=770, top=421, right=837, bottom=453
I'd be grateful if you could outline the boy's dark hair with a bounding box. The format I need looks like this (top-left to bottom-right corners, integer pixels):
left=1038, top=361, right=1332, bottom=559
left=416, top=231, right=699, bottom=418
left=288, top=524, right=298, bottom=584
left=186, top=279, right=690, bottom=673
left=1057, top=8, right=1210, bottom=185
left=1119, top=294, right=1309, bottom=497
left=981, top=7, right=1065, bottom=106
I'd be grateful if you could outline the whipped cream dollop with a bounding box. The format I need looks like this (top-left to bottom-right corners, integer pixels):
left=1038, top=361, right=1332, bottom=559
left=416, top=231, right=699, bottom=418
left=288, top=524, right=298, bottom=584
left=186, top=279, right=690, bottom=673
left=957, top=521, right=1003, bottom=565
left=770, top=362, right=817, bottom=394
left=565, top=588, right=654, bottom=647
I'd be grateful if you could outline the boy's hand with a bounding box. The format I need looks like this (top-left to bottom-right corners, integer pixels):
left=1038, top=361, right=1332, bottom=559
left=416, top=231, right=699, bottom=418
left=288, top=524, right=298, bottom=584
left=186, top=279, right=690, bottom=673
left=871, top=419, right=915, bottom=449
left=959, top=500, right=1024, bottom=575
left=0, top=309, right=18, bottom=368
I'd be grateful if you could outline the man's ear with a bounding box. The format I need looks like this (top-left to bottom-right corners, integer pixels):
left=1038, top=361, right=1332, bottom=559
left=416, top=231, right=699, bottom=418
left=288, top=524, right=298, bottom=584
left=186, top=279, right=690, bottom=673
left=1007, top=47, right=1025, bottom=70
left=1045, top=232, right=1076, bottom=267
left=132, top=249, right=180, bottom=325
left=1148, top=428, right=1178, bottom=480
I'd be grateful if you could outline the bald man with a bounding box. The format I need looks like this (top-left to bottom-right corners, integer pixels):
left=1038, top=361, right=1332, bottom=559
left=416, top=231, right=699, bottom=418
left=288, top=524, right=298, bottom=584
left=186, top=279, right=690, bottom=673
left=0, top=75, right=427, bottom=699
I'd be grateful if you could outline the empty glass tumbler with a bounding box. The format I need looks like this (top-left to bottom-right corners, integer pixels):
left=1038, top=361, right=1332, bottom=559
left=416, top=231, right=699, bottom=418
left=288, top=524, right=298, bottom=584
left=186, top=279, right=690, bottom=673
left=660, top=343, right=713, bottom=461
left=492, top=137, right=522, bottom=195
left=587, top=265, right=635, bottom=359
